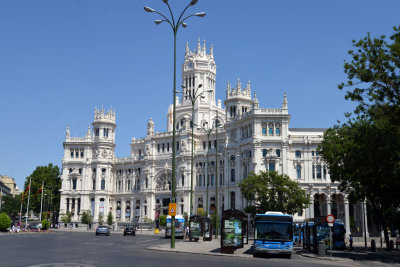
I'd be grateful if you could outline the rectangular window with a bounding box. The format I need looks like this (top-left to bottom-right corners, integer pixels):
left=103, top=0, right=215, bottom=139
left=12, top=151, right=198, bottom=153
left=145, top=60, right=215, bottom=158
left=312, top=165, right=315, bottom=179
left=177, top=142, right=179, bottom=151
left=157, top=144, right=160, bottom=153
left=295, top=150, right=301, bottom=158
left=72, top=179, right=77, bottom=190
left=70, top=151, right=74, bottom=157
left=262, top=127, right=267, bottom=135
left=275, top=127, right=280, bottom=135
left=262, top=149, right=267, bottom=157
left=296, top=165, right=301, bottom=179
left=211, top=174, right=214, bottom=186
left=203, top=141, right=206, bottom=149
left=269, top=128, right=273, bottom=135
left=312, top=151, right=315, bottom=156
left=93, top=179, right=96, bottom=190
left=167, top=143, right=170, bottom=152
left=214, top=140, right=217, bottom=149
left=269, top=163, right=275, bottom=171
left=323, top=166, right=327, bottom=179
left=95, top=128, right=99, bottom=137
left=80, top=151, right=84, bottom=157
left=231, top=169, right=235, bottom=182
left=139, top=149, right=141, bottom=156
left=276, top=149, right=281, bottom=157
left=208, top=141, right=212, bottom=149
left=316, top=165, right=322, bottom=179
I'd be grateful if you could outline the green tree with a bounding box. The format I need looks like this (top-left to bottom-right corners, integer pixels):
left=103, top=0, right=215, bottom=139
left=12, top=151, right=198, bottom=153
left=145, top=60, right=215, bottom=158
left=0, top=212, right=11, bottom=231
left=158, top=215, right=166, bottom=227
left=239, top=171, right=310, bottom=216
left=321, top=25, right=400, bottom=250
left=1, top=194, right=22, bottom=219
left=60, top=212, right=72, bottom=226
left=98, top=213, right=105, bottom=225
left=81, top=210, right=93, bottom=229
left=22, top=164, right=61, bottom=216
left=107, top=211, right=113, bottom=226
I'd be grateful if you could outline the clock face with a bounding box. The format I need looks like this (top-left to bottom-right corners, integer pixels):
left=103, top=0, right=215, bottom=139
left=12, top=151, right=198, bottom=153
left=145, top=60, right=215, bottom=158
left=210, top=63, right=215, bottom=70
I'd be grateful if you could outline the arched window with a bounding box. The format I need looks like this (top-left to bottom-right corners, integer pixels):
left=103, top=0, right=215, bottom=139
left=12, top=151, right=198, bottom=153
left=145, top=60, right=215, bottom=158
left=181, top=174, right=184, bottom=187
left=262, top=149, right=267, bottom=157
left=101, top=179, right=105, bottom=190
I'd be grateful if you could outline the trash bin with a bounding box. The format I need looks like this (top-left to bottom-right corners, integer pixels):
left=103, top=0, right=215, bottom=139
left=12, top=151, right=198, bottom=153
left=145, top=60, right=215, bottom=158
left=371, top=239, right=376, bottom=252
left=318, top=241, right=326, bottom=257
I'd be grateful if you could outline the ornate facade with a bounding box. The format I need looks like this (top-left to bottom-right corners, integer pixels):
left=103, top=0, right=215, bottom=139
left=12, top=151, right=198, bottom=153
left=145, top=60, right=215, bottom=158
left=59, top=40, right=370, bottom=237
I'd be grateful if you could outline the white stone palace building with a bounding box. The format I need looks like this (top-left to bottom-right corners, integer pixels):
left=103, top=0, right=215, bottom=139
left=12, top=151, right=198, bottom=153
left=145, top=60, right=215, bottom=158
left=59, top=40, right=372, bottom=237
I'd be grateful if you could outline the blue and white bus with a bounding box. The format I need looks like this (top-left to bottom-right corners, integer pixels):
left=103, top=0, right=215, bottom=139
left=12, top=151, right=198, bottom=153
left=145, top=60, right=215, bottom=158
left=254, top=212, right=293, bottom=258
left=165, top=215, right=185, bottom=239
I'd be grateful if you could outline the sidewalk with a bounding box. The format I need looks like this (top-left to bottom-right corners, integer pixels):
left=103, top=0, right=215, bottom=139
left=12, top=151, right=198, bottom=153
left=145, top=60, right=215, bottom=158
left=295, top=241, right=400, bottom=265
left=147, top=236, right=253, bottom=258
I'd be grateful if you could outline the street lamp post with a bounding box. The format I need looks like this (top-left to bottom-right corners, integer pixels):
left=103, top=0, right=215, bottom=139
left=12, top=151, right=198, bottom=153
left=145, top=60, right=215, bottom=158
left=183, top=84, right=212, bottom=218
left=214, top=110, right=223, bottom=238
left=144, top=0, right=206, bottom=249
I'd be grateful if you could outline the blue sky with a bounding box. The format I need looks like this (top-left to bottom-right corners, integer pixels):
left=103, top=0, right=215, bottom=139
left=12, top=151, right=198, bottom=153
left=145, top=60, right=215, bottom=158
left=1, top=0, right=399, bottom=189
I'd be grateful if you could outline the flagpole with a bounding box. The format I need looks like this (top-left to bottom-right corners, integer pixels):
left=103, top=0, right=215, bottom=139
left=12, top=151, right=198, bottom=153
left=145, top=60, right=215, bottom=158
left=39, top=181, right=44, bottom=222
left=19, top=193, right=23, bottom=223
left=25, top=177, right=32, bottom=230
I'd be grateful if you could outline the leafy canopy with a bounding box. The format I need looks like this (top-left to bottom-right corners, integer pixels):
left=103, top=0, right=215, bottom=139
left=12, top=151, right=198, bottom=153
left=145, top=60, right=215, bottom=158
left=239, top=171, right=310, bottom=216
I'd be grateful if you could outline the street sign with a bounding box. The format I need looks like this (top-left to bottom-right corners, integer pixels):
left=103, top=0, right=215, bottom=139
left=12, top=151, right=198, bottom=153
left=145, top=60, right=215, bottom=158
left=168, top=203, right=177, bottom=216
left=326, top=214, right=335, bottom=227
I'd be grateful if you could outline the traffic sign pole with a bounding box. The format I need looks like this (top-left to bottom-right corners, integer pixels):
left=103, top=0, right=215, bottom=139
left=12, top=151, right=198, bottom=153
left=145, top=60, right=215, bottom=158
left=326, top=214, right=335, bottom=257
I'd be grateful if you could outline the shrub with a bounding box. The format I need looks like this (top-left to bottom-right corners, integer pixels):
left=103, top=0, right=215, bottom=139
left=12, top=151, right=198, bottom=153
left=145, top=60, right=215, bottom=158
left=0, top=212, right=11, bottom=231
left=159, top=215, right=167, bottom=227
left=41, top=219, right=50, bottom=230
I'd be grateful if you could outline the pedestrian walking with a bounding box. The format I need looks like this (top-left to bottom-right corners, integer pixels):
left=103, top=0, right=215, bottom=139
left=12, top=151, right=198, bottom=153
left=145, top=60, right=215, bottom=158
left=349, top=235, right=353, bottom=251
left=185, top=225, right=189, bottom=240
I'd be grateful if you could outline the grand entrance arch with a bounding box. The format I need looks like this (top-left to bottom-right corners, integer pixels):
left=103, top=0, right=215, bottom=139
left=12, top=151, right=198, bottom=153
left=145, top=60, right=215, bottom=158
left=154, top=169, right=172, bottom=217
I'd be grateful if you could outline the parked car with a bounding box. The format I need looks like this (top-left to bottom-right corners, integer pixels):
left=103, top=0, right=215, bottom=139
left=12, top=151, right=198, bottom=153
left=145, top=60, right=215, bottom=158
left=123, top=226, right=136, bottom=236
left=28, top=224, right=40, bottom=232
left=96, top=225, right=110, bottom=236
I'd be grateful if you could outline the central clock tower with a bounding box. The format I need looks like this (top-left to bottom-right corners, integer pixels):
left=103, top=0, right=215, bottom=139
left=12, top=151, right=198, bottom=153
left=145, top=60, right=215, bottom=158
left=181, top=39, right=216, bottom=106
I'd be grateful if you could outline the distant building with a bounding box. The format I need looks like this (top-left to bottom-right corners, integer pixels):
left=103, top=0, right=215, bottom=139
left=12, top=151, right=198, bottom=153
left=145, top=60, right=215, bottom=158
left=0, top=175, right=19, bottom=196
left=59, top=40, right=371, bottom=238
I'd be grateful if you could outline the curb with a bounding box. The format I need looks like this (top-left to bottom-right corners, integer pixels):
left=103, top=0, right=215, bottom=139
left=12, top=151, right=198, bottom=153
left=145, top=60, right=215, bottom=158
left=146, top=246, right=253, bottom=258
left=295, top=251, right=353, bottom=263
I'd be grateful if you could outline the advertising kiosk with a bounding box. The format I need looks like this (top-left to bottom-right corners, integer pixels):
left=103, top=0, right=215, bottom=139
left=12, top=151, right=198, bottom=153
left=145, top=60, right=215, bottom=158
left=221, top=209, right=248, bottom=254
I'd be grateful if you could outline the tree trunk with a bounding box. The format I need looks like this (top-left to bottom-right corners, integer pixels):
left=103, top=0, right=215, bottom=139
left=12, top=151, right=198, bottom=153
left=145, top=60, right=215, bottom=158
left=372, top=202, right=391, bottom=251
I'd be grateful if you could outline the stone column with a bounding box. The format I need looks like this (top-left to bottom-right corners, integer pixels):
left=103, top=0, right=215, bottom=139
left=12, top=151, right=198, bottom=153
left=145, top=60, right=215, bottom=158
left=121, top=200, right=126, bottom=222
left=344, top=196, right=351, bottom=238
left=309, top=199, right=314, bottom=218
left=327, top=193, right=332, bottom=215
left=363, top=201, right=370, bottom=238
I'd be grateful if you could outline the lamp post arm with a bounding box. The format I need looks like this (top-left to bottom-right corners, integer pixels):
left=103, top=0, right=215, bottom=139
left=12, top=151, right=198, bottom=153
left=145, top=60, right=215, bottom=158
left=164, top=1, right=176, bottom=27
left=154, top=11, right=174, bottom=30
left=176, top=2, right=193, bottom=28
left=179, top=14, right=196, bottom=28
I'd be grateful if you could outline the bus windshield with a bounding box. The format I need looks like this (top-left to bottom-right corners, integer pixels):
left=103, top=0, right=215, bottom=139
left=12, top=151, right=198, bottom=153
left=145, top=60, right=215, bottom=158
left=255, top=222, right=293, bottom=242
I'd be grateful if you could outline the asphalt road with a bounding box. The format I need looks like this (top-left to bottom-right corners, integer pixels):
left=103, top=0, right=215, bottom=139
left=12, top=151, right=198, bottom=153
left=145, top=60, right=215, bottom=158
left=0, top=231, right=353, bottom=267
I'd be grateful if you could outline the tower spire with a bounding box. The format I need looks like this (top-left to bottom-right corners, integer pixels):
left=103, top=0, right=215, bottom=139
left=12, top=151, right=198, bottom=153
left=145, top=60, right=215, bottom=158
left=210, top=44, right=214, bottom=58
left=197, top=38, right=201, bottom=53
left=185, top=42, right=189, bottom=57
left=282, top=92, right=288, bottom=111
left=202, top=40, right=206, bottom=53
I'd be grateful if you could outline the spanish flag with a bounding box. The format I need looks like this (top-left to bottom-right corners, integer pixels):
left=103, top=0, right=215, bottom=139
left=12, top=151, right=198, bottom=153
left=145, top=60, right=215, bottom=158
left=34, top=185, right=43, bottom=198
left=24, top=185, right=30, bottom=197
left=21, top=193, right=24, bottom=203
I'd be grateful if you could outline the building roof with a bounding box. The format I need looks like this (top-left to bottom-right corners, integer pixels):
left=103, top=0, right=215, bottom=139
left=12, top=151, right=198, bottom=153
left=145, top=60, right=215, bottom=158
left=289, top=128, right=327, bottom=132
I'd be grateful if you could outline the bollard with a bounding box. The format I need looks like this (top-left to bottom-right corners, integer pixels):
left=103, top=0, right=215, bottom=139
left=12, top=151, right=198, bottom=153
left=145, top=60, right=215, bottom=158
left=371, top=239, right=376, bottom=252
